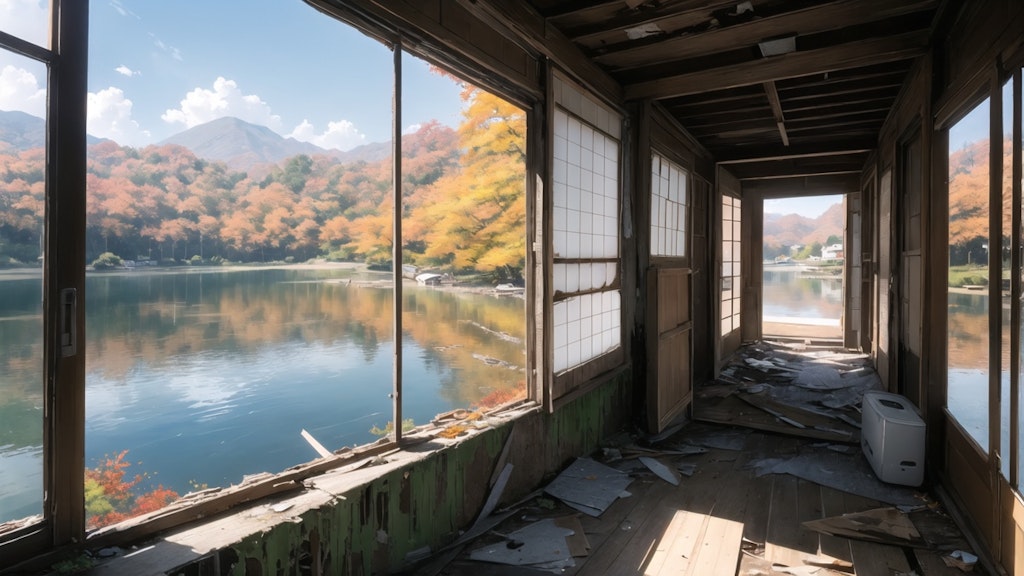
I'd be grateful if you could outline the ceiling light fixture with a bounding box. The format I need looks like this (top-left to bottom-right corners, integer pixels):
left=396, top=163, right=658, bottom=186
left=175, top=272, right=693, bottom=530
left=758, top=35, right=796, bottom=57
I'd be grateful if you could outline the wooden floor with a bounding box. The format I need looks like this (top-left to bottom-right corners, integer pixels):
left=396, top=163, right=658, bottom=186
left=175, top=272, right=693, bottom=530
left=437, top=424, right=981, bottom=576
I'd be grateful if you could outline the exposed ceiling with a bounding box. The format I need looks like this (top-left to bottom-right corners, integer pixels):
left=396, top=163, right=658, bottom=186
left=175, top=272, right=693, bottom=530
left=523, top=0, right=941, bottom=184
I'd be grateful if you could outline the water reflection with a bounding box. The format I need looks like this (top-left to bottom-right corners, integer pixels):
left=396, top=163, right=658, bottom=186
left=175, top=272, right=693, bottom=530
left=762, top=267, right=843, bottom=319
left=0, top=266, right=525, bottom=516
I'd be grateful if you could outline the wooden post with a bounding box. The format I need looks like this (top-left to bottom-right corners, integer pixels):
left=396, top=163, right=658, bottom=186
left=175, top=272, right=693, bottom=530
left=392, top=38, right=403, bottom=443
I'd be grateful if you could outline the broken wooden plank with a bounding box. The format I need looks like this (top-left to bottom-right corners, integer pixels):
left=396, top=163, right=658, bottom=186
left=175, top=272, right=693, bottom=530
left=694, top=394, right=857, bottom=443
left=803, top=507, right=927, bottom=548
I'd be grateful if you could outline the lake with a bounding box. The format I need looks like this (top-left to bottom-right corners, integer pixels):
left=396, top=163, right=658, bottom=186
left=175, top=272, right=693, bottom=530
left=0, top=266, right=525, bottom=524
left=762, top=264, right=844, bottom=320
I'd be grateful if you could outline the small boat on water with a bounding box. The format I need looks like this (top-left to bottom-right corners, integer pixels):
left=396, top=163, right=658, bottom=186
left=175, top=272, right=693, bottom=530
left=494, top=283, right=524, bottom=293
left=416, top=272, right=443, bottom=286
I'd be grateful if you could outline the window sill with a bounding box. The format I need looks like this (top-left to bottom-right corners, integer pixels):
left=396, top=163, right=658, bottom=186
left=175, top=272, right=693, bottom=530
left=78, top=401, right=539, bottom=575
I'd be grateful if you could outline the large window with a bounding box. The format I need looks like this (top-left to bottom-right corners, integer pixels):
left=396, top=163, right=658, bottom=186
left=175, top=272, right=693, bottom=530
left=947, top=97, right=992, bottom=451
left=0, top=47, right=47, bottom=529
left=551, top=74, right=621, bottom=376
left=3, top=1, right=529, bottom=559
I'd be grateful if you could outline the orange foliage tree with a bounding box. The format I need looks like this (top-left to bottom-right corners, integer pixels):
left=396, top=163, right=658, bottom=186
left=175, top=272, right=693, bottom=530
left=408, top=87, right=527, bottom=282
left=84, top=450, right=179, bottom=530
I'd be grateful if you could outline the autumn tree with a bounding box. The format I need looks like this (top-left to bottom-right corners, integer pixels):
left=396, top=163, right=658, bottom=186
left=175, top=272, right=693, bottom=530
left=409, top=86, right=526, bottom=281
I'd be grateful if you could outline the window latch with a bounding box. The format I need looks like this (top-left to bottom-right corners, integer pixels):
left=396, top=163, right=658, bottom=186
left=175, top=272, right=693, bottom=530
left=60, top=288, right=77, bottom=357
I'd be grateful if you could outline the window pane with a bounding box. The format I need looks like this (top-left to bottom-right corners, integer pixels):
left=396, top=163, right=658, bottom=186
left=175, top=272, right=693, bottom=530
left=85, top=3, right=482, bottom=529
left=400, top=51, right=528, bottom=415
left=650, top=151, right=688, bottom=258
left=947, top=97, right=991, bottom=451
left=0, top=52, right=46, bottom=525
left=1001, top=78, right=1012, bottom=479
left=0, top=0, right=49, bottom=49
left=721, top=196, right=741, bottom=337
left=552, top=75, right=621, bottom=374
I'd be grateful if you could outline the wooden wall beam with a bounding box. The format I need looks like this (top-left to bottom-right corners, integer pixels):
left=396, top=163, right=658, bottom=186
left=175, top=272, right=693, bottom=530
left=454, top=0, right=623, bottom=104
left=625, top=31, right=929, bottom=101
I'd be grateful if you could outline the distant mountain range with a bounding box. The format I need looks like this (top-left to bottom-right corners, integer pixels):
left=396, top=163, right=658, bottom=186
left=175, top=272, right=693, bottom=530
left=0, top=110, right=391, bottom=170
left=157, top=116, right=391, bottom=170
left=763, top=202, right=845, bottom=249
left=0, top=109, right=107, bottom=150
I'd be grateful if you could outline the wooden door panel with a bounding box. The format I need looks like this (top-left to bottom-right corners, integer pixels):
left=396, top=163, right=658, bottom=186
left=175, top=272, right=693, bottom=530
left=647, top=267, right=693, bottom=432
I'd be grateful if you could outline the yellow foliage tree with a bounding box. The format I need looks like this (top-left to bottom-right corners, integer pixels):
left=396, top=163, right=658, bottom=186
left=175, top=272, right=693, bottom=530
left=410, top=86, right=526, bottom=281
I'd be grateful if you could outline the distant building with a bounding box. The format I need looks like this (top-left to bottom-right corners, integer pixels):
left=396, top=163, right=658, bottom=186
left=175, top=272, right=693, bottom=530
left=821, top=243, right=844, bottom=260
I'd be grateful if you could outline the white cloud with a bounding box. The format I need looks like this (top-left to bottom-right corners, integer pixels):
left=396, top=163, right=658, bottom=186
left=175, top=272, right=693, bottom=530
left=115, top=65, right=140, bottom=77
left=0, top=65, right=46, bottom=118
left=288, top=119, right=367, bottom=151
left=0, top=0, right=49, bottom=48
left=162, top=77, right=282, bottom=130
left=149, top=33, right=183, bottom=62
left=403, top=123, right=422, bottom=135
left=108, top=0, right=139, bottom=18
left=88, top=87, right=151, bottom=146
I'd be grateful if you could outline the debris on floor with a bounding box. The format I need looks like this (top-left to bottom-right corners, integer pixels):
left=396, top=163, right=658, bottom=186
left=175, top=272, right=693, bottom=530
left=694, top=341, right=880, bottom=444
left=802, top=507, right=927, bottom=547
left=543, top=457, right=633, bottom=517
left=943, top=549, right=978, bottom=571
left=639, top=456, right=681, bottom=486
left=748, top=443, right=921, bottom=507
left=467, top=517, right=582, bottom=573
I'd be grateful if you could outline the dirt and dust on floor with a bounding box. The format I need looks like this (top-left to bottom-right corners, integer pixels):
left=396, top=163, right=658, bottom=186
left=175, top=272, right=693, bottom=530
left=407, top=341, right=983, bottom=576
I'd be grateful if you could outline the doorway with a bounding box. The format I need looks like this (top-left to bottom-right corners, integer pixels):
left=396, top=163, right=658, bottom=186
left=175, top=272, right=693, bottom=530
left=761, top=194, right=846, bottom=342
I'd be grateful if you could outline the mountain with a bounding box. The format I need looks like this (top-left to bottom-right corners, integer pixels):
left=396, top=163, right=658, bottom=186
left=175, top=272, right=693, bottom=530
left=763, top=202, right=844, bottom=249
left=0, top=109, right=108, bottom=151
left=0, top=109, right=45, bottom=151
left=158, top=116, right=332, bottom=170
left=158, top=116, right=395, bottom=171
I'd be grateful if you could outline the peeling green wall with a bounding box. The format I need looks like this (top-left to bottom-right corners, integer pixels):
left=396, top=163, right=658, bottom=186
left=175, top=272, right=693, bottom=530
left=223, top=370, right=631, bottom=575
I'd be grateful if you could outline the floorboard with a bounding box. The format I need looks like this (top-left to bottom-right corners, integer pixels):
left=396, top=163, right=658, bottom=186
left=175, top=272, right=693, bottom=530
left=431, top=343, right=989, bottom=576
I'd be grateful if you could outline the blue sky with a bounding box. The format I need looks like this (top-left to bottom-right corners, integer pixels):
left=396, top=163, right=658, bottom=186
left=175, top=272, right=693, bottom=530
left=764, top=195, right=841, bottom=219
left=1, top=0, right=465, bottom=149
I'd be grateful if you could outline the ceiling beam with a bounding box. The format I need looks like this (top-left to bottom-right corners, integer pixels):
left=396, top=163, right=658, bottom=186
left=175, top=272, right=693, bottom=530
left=549, top=0, right=735, bottom=32
left=763, top=81, right=789, bottom=146
left=625, top=31, right=928, bottom=101
left=742, top=174, right=862, bottom=197
left=594, top=0, right=934, bottom=70
left=717, top=140, right=875, bottom=164
left=730, top=157, right=867, bottom=180
left=453, top=0, right=623, bottom=102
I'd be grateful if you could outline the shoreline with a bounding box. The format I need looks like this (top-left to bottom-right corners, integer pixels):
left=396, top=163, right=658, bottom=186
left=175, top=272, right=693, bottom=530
left=0, top=261, right=525, bottom=297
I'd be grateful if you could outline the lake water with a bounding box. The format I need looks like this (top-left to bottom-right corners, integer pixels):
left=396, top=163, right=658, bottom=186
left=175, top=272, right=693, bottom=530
left=762, top=265, right=843, bottom=320
left=0, top=266, right=525, bottom=524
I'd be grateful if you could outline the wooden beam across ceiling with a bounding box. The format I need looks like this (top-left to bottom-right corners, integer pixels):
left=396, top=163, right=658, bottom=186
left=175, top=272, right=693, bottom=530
left=728, top=155, right=868, bottom=180
left=742, top=173, right=861, bottom=196
left=546, top=0, right=738, bottom=35
left=762, top=81, right=789, bottom=146
left=624, top=30, right=929, bottom=101
left=716, top=140, right=875, bottom=163
left=592, top=0, right=935, bottom=71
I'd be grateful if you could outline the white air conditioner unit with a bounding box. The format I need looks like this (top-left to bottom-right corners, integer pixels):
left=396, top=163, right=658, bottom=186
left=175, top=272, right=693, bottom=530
left=861, top=391, right=925, bottom=486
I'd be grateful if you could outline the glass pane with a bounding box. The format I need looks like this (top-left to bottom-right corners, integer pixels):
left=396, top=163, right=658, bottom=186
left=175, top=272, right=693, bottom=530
left=947, top=97, right=991, bottom=451
left=0, top=0, right=49, bottom=49
left=85, top=4, right=426, bottom=529
left=400, top=51, right=528, bottom=417
left=650, top=151, right=688, bottom=258
left=1001, top=78, right=1012, bottom=479
left=1018, top=70, right=1024, bottom=488
left=0, top=52, right=46, bottom=525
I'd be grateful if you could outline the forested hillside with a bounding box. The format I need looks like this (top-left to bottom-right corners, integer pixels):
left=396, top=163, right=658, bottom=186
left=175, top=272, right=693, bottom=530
left=0, top=87, right=527, bottom=281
